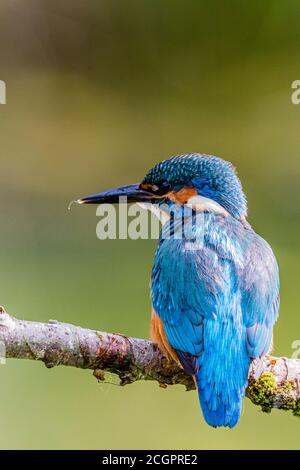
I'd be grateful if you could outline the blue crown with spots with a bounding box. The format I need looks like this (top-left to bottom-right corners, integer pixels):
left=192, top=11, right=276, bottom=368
left=142, top=153, right=247, bottom=218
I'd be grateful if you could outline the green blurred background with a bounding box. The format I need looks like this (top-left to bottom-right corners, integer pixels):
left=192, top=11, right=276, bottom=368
left=0, top=0, right=299, bottom=449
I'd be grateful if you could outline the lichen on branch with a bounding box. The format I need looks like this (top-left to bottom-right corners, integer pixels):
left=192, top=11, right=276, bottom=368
left=0, top=307, right=299, bottom=416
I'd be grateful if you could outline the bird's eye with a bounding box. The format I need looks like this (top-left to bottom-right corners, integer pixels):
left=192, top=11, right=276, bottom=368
left=140, top=181, right=171, bottom=196
left=150, top=181, right=171, bottom=195
left=160, top=181, right=171, bottom=192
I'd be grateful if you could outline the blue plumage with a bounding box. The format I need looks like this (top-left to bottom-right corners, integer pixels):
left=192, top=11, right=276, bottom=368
left=149, top=154, right=279, bottom=428
left=79, top=152, right=280, bottom=428
left=143, top=154, right=247, bottom=218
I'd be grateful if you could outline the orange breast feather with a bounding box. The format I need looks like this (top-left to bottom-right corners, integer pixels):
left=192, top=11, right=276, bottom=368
left=150, top=308, right=179, bottom=364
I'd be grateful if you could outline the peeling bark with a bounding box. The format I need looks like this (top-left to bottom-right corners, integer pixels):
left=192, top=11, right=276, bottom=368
left=0, top=308, right=299, bottom=415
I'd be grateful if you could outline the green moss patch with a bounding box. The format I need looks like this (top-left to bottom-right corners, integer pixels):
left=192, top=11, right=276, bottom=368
left=247, top=372, right=300, bottom=416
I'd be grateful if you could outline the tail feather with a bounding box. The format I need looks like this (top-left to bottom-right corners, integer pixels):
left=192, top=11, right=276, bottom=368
left=195, top=317, right=250, bottom=428
left=196, top=373, right=244, bottom=428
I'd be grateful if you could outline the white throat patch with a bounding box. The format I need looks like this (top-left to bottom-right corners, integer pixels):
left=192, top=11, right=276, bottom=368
left=186, top=195, right=229, bottom=216
left=137, top=195, right=228, bottom=225
left=137, top=202, right=171, bottom=225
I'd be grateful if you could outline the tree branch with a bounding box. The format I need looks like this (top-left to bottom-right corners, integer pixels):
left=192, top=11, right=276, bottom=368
left=0, top=307, right=299, bottom=416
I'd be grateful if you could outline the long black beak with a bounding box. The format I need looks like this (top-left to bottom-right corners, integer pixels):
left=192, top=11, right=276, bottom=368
left=76, top=184, right=156, bottom=205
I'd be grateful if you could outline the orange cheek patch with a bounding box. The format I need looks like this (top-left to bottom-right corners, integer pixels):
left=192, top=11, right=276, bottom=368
left=167, top=186, right=197, bottom=204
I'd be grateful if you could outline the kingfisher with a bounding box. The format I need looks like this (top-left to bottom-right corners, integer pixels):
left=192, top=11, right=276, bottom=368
left=77, top=153, right=280, bottom=428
